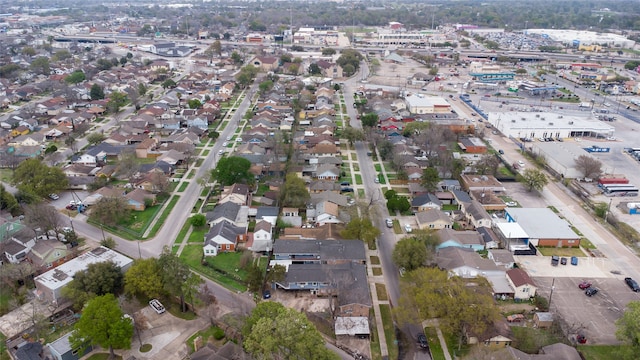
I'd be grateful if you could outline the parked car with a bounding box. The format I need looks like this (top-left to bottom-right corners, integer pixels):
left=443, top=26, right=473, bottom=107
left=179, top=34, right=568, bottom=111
left=404, top=224, right=413, bottom=233
left=578, top=281, right=592, bottom=290
left=417, top=333, right=429, bottom=349
left=374, top=178, right=380, bottom=184
left=625, top=277, right=640, bottom=292
left=517, top=160, right=525, bottom=167
left=507, top=314, right=525, bottom=322
left=385, top=218, right=393, bottom=228
left=262, top=290, right=271, bottom=299
left=560, top=257, right=568, bottom=265
left=341, top=188, right=354, bottom=193
left=505, top=201, right=517, bottom=207
left=498, top=149, right=505, bottom=155
left=551, top=256, right=559, bottom=266
left=49, top=193, right=59, bottom=200
left=149, top=299, right=166, bottom=314
left=340, top=182, right=351, bottom=186
left=585, top=287, right=598, bottom=297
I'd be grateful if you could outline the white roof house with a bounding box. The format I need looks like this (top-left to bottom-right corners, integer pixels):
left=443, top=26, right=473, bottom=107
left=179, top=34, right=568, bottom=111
left=34, top=247, right=133, bottom=304
left=335, top=317, right=370, bottom=336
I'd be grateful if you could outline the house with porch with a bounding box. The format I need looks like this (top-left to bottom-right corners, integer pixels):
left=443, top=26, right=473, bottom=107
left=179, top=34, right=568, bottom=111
left=203, top=221, right=246, bottom=257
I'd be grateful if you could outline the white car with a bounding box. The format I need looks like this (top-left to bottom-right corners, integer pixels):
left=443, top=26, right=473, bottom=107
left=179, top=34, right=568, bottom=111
left=222, top=142, right=228, bottom=147
left=505, top=201, right=517, bottom=207
left=226, top=136, right=232, bottom=141
left=149, top=299, right=166, bottom=314
left=218, top=149, right=225, bottom=155
left=48, top=194, right=59, bottom=200
left=517, top=160, right=525, bottom=167
left=404, top=224, right=413, bottom=233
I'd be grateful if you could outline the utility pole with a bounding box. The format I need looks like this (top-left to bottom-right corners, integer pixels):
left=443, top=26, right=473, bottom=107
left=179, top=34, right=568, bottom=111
left=548, top=278, right=556, bottom=310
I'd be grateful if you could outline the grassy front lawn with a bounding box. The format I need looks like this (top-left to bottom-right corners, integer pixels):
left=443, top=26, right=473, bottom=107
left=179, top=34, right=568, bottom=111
left=537, top=247, right=585, bottom=257
left=188, top=227, right=207, bottom=243
left=379, top=304, right=398, bottom=360
left=186, top=326, right=226, bottom=353
left=424, top=327, right=446, bottom=360
left=180, top=246, right=247, bottom=292
left=375, top=283, right=388, bottom=301
left=0, top=169, right=12, bottom=183
left=579, top=345, right=631, bottom=360
left=511, top=326, right=566, bottom=354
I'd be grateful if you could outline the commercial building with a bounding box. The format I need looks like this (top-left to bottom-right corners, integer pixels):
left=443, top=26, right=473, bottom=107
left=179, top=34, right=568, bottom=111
left=487, top=112, right=614, bottom=140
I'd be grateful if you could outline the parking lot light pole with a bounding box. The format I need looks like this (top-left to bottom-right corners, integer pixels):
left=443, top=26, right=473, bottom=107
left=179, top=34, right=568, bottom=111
left=548, top=278, right=556, bottom=310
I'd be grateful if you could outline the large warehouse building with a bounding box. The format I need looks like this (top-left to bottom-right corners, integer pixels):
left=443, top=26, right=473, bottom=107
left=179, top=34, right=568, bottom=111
left=487, top=112, right=615, bottom=140
left=525, top=29, right=634, bottom=48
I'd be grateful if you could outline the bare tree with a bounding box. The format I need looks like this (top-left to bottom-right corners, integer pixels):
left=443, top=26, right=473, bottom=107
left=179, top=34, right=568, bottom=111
left=148, top=172, right=170, bottom=194
left=117, top=149, right=140, bottom=186
left=24, top=204, right=64, bottom=240
left=197, top=284, right=218, bottom=325
left=574, top=155, right=602, bottom=179
left=0, top=151, right=22, bottom=173
left=474, top=154, right=500, bottom=176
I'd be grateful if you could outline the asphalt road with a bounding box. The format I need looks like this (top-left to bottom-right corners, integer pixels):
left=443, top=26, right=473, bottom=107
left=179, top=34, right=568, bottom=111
left=344, top=62, right=430, bottom=359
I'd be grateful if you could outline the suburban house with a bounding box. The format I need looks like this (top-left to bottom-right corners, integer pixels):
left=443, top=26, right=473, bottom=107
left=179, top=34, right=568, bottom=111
left=219, top=183, right=251, bottom=206
left=34, top=247, right=133, bottom=304
left=506, top=268, right=537, bottom=300
left=415, top=210, right=452, bottom=230
left=247, top=220, right=273, bottom=253
left=462, top=200, right=493, bottom=228
left=411, top=194, right=442, bottom=212
left=307, top=200, right=342, bottom=226
left=27, top=239, right=72, bottom=274
left=466, top=320, right=513, bottom=348
left=487, top=249, right=515, bottom=269
left=459, top=175, right=506, bottom=193
left=206, top=202, right=249, bottom=227
left=3, top=227, right=37, bottom=264
left=436, top=247, right=504, bottom=279
left=203, top=221, right=246, bottom=257
left=436, top=228, right=486, bottom=251
left=458, top=137, right=487, bottom=154
left=46, top=331, right=93, bottom=360
left=125, top=188, right=156, bottom=211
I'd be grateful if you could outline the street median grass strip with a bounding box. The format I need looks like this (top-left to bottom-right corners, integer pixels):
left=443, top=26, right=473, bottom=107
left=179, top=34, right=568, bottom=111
left=578, top=345, right=631, bottom=360
left=177, top=182, right=189, bottom=192
left=369, top=308, right=382, bottom=360
left=424, top=327, right=445, bottom=360
left=147, top=195, right=180, bottom=239
left=379, top=304, right=398, bottom=360
left=174, top=223, right=191, bottom=244
left=372, top=267, right=382, bottom=276
left=392, top=220, right=403, bottom=234
left=375, top=283, right=388, bottom=301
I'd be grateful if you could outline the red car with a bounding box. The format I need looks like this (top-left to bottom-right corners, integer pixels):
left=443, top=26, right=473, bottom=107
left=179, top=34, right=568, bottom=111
left=578, top=281, right=592, bottom=290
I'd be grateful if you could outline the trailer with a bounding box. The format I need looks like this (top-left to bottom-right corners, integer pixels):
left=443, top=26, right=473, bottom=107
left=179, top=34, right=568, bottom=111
left=598, top=176, right=629, bottom=186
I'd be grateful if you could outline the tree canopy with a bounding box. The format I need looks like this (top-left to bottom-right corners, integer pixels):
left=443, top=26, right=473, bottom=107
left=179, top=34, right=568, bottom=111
left=574, top=155, right=602, bottom=179
left=616, top=301, right=640, bottom=359
left=211, top=156, right=254, bottom=186
left=281, top=174, right=310, bottom=208
left=0, top=184, right=19, bottom=215
left=360, top=113, right=379, bottom=127
left=392, top=237, right=428, bottom=271
left=70, top=294, right=133, bottom=359
left=90, top=84, right=105, bottom=100
left=421, top=167, right=440, bottom=192
left=13, top=159, right=68, bottom=198
left=158, top=247, right=202, bottom=313
left=62, top=261, right=124, bottom=310
left=124, top=258, right=164, bottom=300
left=396, top=267, right=500, bottom=349
left=90, top=197, right=130, bottom=227
left=340, top=217, right=380, bottom=248
left=65, top=70, right=86, bottom=84
left=242, top=302, right=338, bottom=360
left=519, top=168, right=548, bottom=192
left=336, top=49, right=363, bottom=77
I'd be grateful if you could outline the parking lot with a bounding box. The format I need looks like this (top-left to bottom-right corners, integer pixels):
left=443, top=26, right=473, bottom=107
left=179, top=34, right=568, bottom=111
left=534, top=276, right=640, bottom=344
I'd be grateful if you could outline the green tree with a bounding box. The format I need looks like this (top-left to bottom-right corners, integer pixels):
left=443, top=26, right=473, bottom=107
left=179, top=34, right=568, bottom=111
left=62, top=261, right=124, bottom=309
left=124, top=258, right=164, bottom=300
left=231, top=51, right=243, bottom=65
left=162, top=79, right=176, bottom=89
left=211, top=156, right=253, bottom=186
left=624, top=61, right=640, bottom=70
left=106, top=91, right=128, bottom=113
left=378, top=140, right=394, bottom=161
left=387, top=195, right=411, bottom=213
left=242, top=302, right=338, bottom=360
left=360, top=113, right=379, bottom=127
left=30, top=56, right=50, bottom=75
left=259, top=80, right=274, bottom=94
left=396, top=267, right=500, bottom=350
left=246, top=263, right=265, bottom=293
left=187, top=98, right=202, bottom=109
left=70, top=294, right=133, bottom=359
left=0, top=184, right=20, bottom=215
left=321, top=48, right=336, bottom=56
left=519, top=168, right=548, bottom=192
left=100, top=237, right=117, bottom=249
left=421, top=167, right=440, bottom=192
left=308, top=63, right=322, bottom=75
left=65, top=70, right=86, bottom=84
left=392, top=237, right=427, bottom=271
left=341, top=217, right=380, bottom=248
left=616, top=301, right=640, bottom=359
left=336, top=49, right=363, bottom=77
left=342, top=127, right=365, bottom=145
left=158, top=247, right=194, bottom=313
left=428, top=66, right=439, bottom=76
left=190, top=214, right=207, bottom=227
left=90, top=84, right=105, bottom=100
left=13, top=159, right=68, bottom=198
left=281, top=174, right=310, bottom=209
left=22, top=47, right=36, bottom=56
left=137, top=83, right=147, bottom=96
left=86, top=132, right=106, bottom=145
